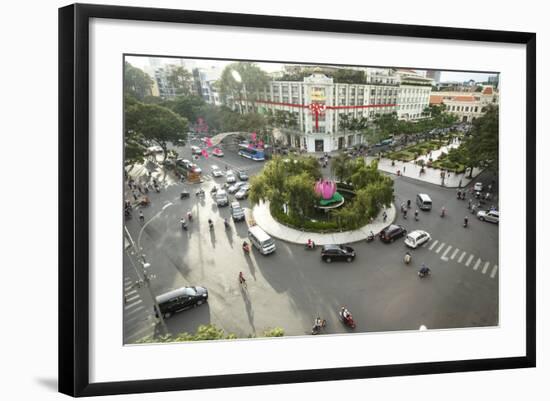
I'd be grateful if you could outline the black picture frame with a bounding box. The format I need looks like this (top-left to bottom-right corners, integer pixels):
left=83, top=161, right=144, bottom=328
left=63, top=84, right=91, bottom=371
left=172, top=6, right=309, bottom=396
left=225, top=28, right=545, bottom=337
left=59, top=3, right=536, bottom=397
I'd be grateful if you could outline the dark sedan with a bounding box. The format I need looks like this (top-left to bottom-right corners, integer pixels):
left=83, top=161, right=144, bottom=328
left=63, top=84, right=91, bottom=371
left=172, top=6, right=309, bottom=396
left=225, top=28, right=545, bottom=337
left=379, top=224, right=407, bottom=243
left=321, top=244, right=356, bottom=263
left=154, top=286, right=208, bottom=319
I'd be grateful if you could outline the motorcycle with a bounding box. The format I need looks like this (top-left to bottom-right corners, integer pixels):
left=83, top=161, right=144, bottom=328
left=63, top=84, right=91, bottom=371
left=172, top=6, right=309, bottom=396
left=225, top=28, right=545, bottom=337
left=210, top=186, right=218, bottom=194
left=208, top=219, right=214, bottom=230
left=224, top=219, right=230, bottom=229
left=463, top=218, right=469, bottom=228
left=311, top=317, right=327, bottom=335
left=180, top=190, right=190, bottom=199
left=181, top=220, right=188, bottom=231
left=196, top=189, right=205, bottom=197
left=242, top=243, right=250, bottom=255
left=440, top=208, right=446, bottom=218
left=305, top=241, right=316, bottom=250
left=418, top=268, right=431, bottom=278
left=366, top=232, right=375, bottom=243
left=338, top=309, right=356, bottom=329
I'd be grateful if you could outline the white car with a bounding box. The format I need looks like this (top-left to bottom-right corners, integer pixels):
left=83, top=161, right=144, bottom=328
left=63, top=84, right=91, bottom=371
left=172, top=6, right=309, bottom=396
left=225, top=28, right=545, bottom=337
left=235, top=185, right=250, bottom=200
left=191, top=145, right=202, bottom=155
left=226, top=172, right=236, bottom=183
left=228, top=182, right=247, bottom=194
left=474, top=182, right=483, bottom=192
left=404, top=230, right=431, bottom=249
left=477, top=209, right=499, bottom=223
left=211, top=166, right=223, bottom=177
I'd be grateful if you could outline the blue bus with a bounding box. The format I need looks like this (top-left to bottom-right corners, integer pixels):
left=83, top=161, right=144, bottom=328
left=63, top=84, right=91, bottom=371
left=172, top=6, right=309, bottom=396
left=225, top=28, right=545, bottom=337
left=238, top=144, right=265, bottom=161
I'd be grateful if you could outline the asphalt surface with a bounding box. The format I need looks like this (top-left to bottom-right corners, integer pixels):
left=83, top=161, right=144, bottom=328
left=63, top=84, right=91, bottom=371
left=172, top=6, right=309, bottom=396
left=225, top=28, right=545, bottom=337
left=123, top=142, right=499, bottom=343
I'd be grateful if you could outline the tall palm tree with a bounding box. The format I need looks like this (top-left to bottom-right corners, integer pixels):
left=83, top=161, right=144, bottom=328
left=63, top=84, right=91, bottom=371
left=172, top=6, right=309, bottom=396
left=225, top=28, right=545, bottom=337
left=331, top=153, right=352, bottom=183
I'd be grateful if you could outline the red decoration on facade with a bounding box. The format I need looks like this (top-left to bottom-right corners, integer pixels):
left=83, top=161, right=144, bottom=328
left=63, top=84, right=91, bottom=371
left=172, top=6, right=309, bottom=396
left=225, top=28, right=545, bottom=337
left=256, top=100, right=397, bottom=132
left=308, top=103, right=327, bottom=130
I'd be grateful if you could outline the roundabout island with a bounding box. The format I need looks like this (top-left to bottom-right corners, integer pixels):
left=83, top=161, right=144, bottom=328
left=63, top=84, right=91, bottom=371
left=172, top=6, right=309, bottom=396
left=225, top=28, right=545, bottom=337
left=248, top=155, right=396, bottom=244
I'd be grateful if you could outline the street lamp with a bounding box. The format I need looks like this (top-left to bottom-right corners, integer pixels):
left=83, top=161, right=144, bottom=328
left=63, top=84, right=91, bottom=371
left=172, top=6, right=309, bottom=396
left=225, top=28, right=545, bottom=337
left=134, top=201, right=173, bottom=334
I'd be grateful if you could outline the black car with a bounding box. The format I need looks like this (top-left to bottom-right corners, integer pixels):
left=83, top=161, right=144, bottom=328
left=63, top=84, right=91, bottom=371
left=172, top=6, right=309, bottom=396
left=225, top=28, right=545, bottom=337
left=379, top=224, right=407, bottom=243
left=154, top=286, right=208, bottom=319
left=320, top=244, right=356, bottom=263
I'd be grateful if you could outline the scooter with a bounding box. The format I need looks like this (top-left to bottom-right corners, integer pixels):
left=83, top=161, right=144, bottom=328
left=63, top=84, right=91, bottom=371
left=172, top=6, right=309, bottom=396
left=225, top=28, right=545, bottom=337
left=366, top=232, right=375, bottom=243
left=338, top=309, right=356, bottom=329
left=418, top=268, right=431, bottom=278
left=311, top=317, right=327, bottom=335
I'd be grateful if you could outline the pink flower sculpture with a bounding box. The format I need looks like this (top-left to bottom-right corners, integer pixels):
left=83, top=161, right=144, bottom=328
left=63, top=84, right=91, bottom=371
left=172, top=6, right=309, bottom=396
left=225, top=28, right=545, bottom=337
left=315, top=179, right=337, bottom=200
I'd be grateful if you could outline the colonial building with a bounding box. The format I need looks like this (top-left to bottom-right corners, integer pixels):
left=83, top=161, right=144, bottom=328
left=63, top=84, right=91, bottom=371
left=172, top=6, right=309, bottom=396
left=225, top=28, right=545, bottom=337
left=395, top=69, right=434, bottom=121
left=430, top=86, right=499, bottom=123
left=247, top=67, right=430, bottom=152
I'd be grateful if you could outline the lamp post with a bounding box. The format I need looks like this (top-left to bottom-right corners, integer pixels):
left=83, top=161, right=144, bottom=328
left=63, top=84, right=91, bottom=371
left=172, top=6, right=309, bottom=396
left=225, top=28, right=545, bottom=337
left=135, top=201, right=173, bottom=334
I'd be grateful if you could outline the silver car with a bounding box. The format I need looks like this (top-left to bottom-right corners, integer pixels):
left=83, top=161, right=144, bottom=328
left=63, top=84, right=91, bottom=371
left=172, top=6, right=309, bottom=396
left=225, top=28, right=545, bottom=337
left=226, top=172, right=236, bottom=184
left=477, top=209, right=499, bottom=223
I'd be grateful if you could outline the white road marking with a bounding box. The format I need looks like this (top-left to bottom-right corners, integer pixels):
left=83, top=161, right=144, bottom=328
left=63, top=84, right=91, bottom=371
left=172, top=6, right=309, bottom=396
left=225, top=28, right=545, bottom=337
left=450, top=249, right=459, bottom=260
left=436, top=242, right=446, bottom=254
left=458, top=251, right=467, bottom=263
left=473, top=258, right=482, bottom=271
left=124, top=300, right=143, bottom=311
left=465, top=254, right=474, bottom=267
left=482, top=262, right=490, bottom=274
left=490, top=265, right=499, bottom=278
left=429, top=240, right=438, bottom=250
left=440, top=245, right=452, bottom=261
left=125, top=290, right=137, bottom=296
left=125, top=294, right=139, bottom=303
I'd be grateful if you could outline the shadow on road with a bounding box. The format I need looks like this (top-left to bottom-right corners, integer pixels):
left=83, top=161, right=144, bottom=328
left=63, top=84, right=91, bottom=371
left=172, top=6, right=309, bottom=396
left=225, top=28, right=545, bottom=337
left=240, top=286, right=255, bottom=335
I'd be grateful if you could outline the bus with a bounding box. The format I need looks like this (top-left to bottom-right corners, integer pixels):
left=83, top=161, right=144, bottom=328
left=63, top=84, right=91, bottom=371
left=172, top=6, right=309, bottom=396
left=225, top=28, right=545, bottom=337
left=238, top=144, right=265, bottom=161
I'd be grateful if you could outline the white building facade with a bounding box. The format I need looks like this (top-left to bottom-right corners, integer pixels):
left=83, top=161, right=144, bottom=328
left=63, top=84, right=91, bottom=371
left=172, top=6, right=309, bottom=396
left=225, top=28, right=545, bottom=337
left=249, top=68, right=431, bottom=152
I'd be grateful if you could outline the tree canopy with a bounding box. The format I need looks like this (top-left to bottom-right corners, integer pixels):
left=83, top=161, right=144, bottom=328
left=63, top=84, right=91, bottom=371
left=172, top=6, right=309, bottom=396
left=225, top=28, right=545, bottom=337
left=125, top=95, right=188, bottom=162
left=218, top=62, right=270, bottom=105
left=124, top=62, right=154, bottom=100
left=447, top=105, right=499, bottom=176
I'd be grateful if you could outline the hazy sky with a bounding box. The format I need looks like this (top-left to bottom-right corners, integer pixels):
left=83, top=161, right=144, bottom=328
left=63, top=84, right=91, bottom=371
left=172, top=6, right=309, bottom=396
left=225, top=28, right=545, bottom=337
left=126, top=56, right=496, bottom=83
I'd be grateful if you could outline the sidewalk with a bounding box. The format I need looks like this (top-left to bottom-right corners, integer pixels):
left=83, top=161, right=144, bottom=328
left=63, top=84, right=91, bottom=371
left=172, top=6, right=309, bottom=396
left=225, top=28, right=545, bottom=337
left=252, top=201, right=396, bottom=245
left=366, top=155, right=482, bottom=188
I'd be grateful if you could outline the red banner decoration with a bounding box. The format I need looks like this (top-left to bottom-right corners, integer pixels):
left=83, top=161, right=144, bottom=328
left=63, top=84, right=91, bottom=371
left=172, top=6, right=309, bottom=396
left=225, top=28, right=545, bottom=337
left=308, top=103, right=327, bottom=130
left=256, top=100, right=397, bottom=132
left=201, top=149, right=209, bottom=159
left=205, top=137, right=213, bottom=147
left=251, top=132, right=257, bottom=142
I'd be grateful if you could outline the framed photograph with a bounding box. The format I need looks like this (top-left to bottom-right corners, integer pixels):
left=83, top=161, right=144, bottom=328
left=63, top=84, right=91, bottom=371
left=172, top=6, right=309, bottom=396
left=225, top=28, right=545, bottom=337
left=59, top=3, right=536, bottom=397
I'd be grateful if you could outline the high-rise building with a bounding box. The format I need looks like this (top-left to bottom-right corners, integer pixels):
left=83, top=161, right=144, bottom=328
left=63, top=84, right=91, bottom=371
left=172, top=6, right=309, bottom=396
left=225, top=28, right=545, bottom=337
left=426, top=70, right=441, bottom=84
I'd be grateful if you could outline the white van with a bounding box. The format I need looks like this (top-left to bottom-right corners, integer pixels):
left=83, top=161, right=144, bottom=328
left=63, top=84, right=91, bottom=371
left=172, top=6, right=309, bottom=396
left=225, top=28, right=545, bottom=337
left=248, top=226, right=276, bottom=255
left=416, top=193, right=433, bottom=210
left=215, top=190, right=229, bottom=207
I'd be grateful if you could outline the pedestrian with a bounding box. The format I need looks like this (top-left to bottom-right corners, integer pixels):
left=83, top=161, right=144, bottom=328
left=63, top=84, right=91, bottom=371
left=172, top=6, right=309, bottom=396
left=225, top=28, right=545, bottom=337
left=448, top=172, right=451, bottom=178
left=403, top=165, right=406, bottom=173
left=382, top=210, right=387, bottom=222
left=468, top=198, right=472, bottom=209
left=139, top=210, right=144, bottom=223
left=458, top=178, right=462, bottom=188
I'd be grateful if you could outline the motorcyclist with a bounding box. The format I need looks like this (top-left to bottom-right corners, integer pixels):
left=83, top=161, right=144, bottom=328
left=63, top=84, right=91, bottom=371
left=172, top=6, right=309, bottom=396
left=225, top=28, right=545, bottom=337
left=208, top=218, right=213, bottom=228
left=242, top=241, right=250, bottom=253
left=414, top=209, right=419, bottom=221
left=440, top=206, right=446, bottom=217
left=404, top=251, right=411, bottom=264
left=306, top=239, right=314, bottom=249
left=407, top=199, right=411, bottom=209
left=186, top=211, right=192, bottom=220
left=419, top=264, right=430, bottom=276
left=464, top=216, right=469, bottom=227
left=180, top=218, right=187, bottom=230
left=224, top=217, right=230, bottom=228
left=341, top=306, right=352, bottom=322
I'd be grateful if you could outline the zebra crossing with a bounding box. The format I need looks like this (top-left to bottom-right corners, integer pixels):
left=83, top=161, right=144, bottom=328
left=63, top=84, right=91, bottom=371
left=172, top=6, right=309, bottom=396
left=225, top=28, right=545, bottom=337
left=123, top=276, right=154, bottom=343
left=422, top=239, right=498, bottom=279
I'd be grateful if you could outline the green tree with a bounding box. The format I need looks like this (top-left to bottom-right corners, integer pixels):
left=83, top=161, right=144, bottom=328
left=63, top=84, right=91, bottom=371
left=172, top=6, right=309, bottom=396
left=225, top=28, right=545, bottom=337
left=166, top=66, right=193, bottom=96
left=162, top=95, right=206, bottom=123
left=125, top=98, right=188, bottom=161
left=331, top=153, right=352, bottom=183
left=218, top=62, right=269, bottom=110
left=286, top=172, right=317, bottom=220
left=124, top=62, right=154, bottom=100
left=448, top=105, right=498, bottom=176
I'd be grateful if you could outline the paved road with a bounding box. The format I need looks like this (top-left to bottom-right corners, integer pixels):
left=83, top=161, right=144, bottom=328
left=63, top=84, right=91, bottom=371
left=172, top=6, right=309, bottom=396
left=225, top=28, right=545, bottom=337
left=123, top=144, right=499, bottom=342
